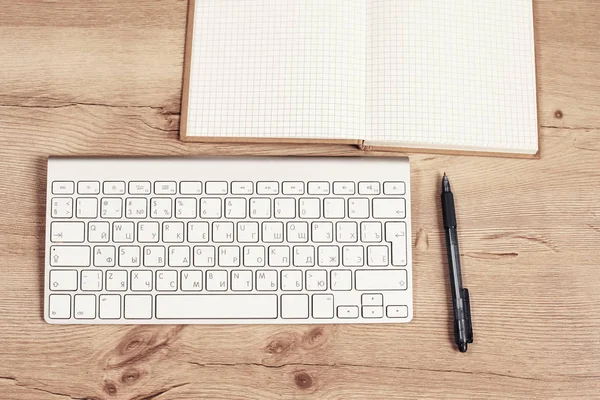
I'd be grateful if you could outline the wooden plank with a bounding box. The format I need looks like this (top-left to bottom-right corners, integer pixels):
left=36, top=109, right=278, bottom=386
left=0, top=1, right=599, bottom=128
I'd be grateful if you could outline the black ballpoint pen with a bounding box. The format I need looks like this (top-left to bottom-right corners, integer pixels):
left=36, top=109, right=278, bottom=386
left=442, top=173, right=473, bottom=353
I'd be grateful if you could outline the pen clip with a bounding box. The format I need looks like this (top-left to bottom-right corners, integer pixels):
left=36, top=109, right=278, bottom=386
left=462, top=288, right=473, bottom=344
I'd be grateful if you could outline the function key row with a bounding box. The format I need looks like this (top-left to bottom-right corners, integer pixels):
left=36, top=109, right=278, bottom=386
left=52, top=181, right=406, bottom=196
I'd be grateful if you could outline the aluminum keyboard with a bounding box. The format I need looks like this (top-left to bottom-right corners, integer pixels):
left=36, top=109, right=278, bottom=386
left=45, top=157, right=412, bottom=324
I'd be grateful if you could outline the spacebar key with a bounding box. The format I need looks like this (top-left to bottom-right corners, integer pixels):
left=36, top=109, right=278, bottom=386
left=156, top=295, right=278, bottom=319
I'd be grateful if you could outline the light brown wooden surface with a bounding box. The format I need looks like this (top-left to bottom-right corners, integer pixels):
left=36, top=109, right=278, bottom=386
left=0, top=1, right=599, bottom=399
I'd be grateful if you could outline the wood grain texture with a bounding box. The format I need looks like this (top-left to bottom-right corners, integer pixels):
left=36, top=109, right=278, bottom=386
left=0, top=0, right=599, bottom=399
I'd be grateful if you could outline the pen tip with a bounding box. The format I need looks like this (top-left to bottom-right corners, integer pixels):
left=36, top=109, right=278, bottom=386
left=458, top=343, right=468, bottom=353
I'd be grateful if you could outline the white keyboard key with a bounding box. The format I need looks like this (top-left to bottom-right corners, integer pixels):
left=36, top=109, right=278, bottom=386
left=225, top=198, right=247, bottom=219
left=362, top=293, right=383, bottom=306
left=52, top=181, right=74, bottom=194
left=129, top=181, right=151, bottom=195
left=336, top=221, right=357, bottom=243
left=355, top=269, right=408, bottom=291
left=333, top=181, right=355, bottom=195
left=231, top=270, right=253, bottom=291
left=101, top=198, right=122, bottom=219
left=372, top=198, right=406, bottom=219
left=257, top=182, right=279, bottom=195
left=74, top=295, right=96, bottom=319
left=113, top=222, right=135, bottom=243
left=342, top=246, right=364, bottom=267
left=274, top=198, right=296, bottom=219
left=188, top=222, right=209, bottom=243
left=144, top=246, right=165, bottom=267
left=193, top=246, right=215, bottom=267
left=181, top=271, right=203, bottom=291
left=156, top=294, right=278, bottom=319
left=312, top=222, right=333, bottom=243
left=262, top=222, right=284, bottom=243
left=50, top=246, right=90, bottom=267
left=312, top=294, right=334, bottom=319
left=287, top=222, right=308, bottom=243
left=106, top=270, right=128, bottom=291
left=93, top=246, right=116, bottom=267
left=218, top=246, right=240, bottom=267
left=256, top=270, right=277, bottom=291
left=175, top=198, right=197, bottom=219
left=386, top=222, right=408, bottom=266
left=51, top=222, right=85, bottom=243
left=231, top=181, right=253, bottom=195
left=358, top=182, right=380, bottom=195
left=99, top=295, right=121, bottom=319
left=324, top=198, right=345, bottom=219
left=49, top=270, right=78, bottom=291
left=282, top=182, right=304, bottom=195
left=49, top=295, right=71, bottom=319
left=308, top=181, right=330, bottom=195
left=138, top=221, right=159, bottom=243
left=213, top=222, right=235, bottom=243
left=281, top=270, right=303, bottom=291
left=387, top=305, right=409, bottom=318
left=330, top=270, right=352, bottom=291
left=206, top=270, right=228, bottom=291
left=281, top=294, right=309, bottom=319
left=243, top=246, right=265, bottom=267
left=78, top=181, right=100, bottom=195
left=318, top=246, right=339, bottom=267
left=124, top=295, right=152, bottom=319
left=337, top=305, right=359, bottom=319
left=154, top=181, right=176, bottom=195
left=81, top=270, right=102, bottom=291
left=384, top=182, right=406, bottom=195
left=179, top=181, right=202, bottom=195
left=348, top=198, right=369, bottom=219
left=250, top=198, right=271, bottom=218
left=268, top=246, right=290, bottom=267
left=362, top=306, right=384, bottom=318
left=103, top=181, right=125, bottom=195
left=299, top=198, right=320, bottom=219
left=131, top=270, right=152, bottom=291
left=151, top=198, right=172, bottom=219
left=51, top=198, right=73, bottom=219
left=293, top=246, right=315, bottom=267
left=306, top=270, right=327, bottom=291
left=361, top=221, right=382, bottom=242
left=200, top=198, right=222, bottom=219
left=118, top=246, right=140, bottom=267
left=76, top=198, right=98, bottom=219
left=156, top=270, right=178, bottom=291
left=168, top=246, right=190, bottom=267
left=88, top=222, right=110, bottom=243
left=237, top=222, right=259, bottom=243
left=163, top=221, right=184, bottom=243
left=125, top=198, right=147, bottom=219
left=367, top=246, right=389, bottom=266
left=205, top=181, right=228, bottom=195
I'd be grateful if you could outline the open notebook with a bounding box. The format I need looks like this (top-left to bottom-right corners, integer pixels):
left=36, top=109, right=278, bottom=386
left=180, top=0, right=539, bottom=157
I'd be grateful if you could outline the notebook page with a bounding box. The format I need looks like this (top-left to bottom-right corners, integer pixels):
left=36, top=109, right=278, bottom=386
left=367, top=0, right=538, bottom=154
left=186, top=0, right=366, bottom=140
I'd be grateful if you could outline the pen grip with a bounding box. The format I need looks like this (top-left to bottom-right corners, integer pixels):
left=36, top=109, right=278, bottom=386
left=441, top=192, right=456, bottom=228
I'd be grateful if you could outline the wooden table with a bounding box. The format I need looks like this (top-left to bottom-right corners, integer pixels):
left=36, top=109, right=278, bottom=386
left=1, top=1, right=599, bottom=399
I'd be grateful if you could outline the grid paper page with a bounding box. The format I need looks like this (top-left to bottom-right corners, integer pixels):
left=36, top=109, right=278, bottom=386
left=187, top=0, right=366, bottom=140
left=368, top=0, right=538, bottom=154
